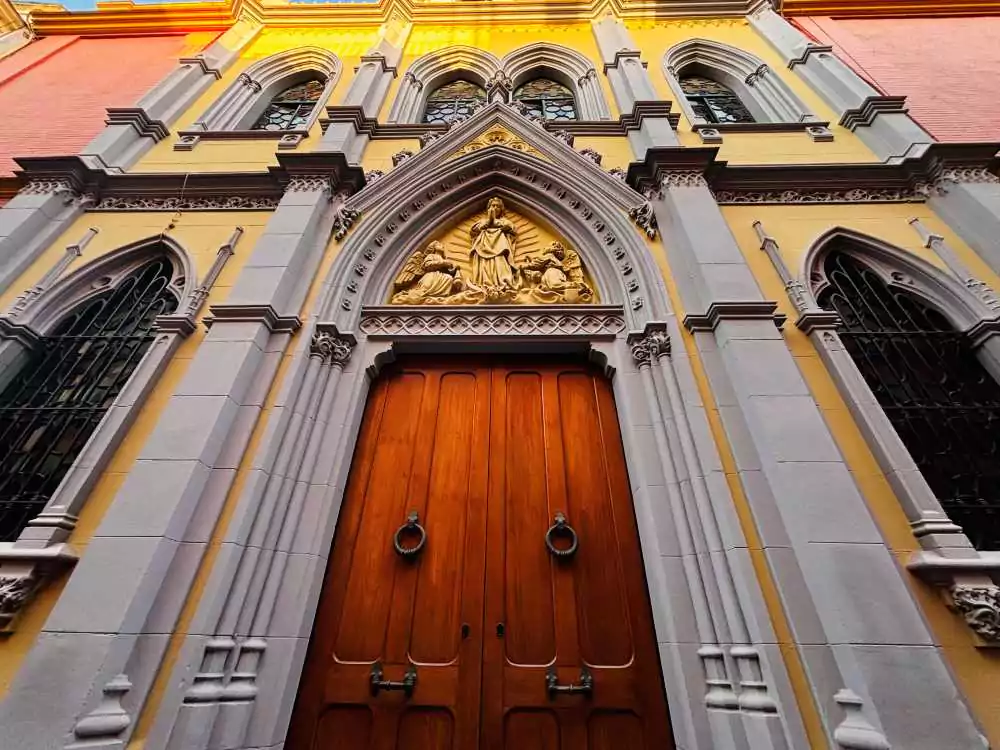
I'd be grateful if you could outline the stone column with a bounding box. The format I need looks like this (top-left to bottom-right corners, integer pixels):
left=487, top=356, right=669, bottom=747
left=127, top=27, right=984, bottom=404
left=648, top=172, right=985, bottom=750
left=590, top=12, right=679, bottom=156
left=0, top=177, right=345, bottom=750
left=80, top=18, right=262, bottom=172
left=747, top=4, right=930, bottom=162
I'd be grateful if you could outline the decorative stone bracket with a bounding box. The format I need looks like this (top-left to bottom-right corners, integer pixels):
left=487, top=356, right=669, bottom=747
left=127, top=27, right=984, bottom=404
left=909, top=552, right=1000, bottom=646
left=0, top=543, right=78, bottom=631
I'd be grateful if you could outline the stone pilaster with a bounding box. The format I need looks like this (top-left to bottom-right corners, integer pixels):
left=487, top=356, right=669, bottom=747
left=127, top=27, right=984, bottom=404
left=590, top=12, right=678, bottom=156
left=747, top=4, right=930, bottom=162
left=0, top=177, right=348, bottom=750
left=924, top=169, right=1000, bottom=278
left=648, top=178, right=986, bottom=749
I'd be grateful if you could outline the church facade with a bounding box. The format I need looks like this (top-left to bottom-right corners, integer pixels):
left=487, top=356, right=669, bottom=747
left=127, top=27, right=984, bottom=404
left=0, top=0, right=999, bottom=748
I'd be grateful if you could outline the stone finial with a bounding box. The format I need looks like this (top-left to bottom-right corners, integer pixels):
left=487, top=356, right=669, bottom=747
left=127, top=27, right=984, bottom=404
left=70, top=674, right=133, bottom=742
left=833, top=689, right=890, bottom=750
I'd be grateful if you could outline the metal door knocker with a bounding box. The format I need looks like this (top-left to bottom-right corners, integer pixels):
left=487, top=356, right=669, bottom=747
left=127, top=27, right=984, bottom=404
left=393, top=511, right=427, bottom=558
left=546, top=665, right=593, bottom=698
left=545, top=512, right=578, bottom=558
left=370, top=661, right=418, bottom=697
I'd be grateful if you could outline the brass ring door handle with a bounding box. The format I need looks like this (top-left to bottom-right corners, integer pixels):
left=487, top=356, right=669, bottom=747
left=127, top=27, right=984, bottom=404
left=545, top=512, right=578, bottom=558
left=546, top=665, right=593, bottom=699
left=393, top=511, right=427, bottom=558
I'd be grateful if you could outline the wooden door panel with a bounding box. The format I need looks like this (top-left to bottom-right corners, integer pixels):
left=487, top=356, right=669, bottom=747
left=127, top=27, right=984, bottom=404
left=484, top=362, right=674, bottom=750
left=502, top=372, right=557, bottom=667
left=504, top=711, right=560, bottom=750
left=557, top=371, right=634, bottom=667
left=288, top=363, right=490, bottom=750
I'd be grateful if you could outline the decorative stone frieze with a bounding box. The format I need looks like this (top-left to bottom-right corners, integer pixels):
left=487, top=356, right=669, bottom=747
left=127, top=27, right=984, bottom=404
left=359, top=306, right=626, bottom=339
left=285, top=175, right=330, bottom=193
left=714, top=188, right=922, bottom=205
left=950, top=583, right=1000, bottom=642
left=660, top=171, right=709, bottom=189
left=94, top=195, right=279, bottom=211
left=940, top=167, right=1000, bottom=185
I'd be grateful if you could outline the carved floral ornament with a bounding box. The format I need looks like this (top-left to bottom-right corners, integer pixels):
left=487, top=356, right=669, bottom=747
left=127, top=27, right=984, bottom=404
left=389, top=197, right=597, bottom=306
left=950, top=583, right=1000, bottom=642
left=450, top=126, right=545, bottom=161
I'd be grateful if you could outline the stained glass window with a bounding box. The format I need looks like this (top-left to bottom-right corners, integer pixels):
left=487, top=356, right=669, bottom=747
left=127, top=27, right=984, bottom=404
left=679, top=75, right=754, bottom=124
left=423, top=79, right=487, bottom=125
left=251, top=77, right=326, bottom=131
left=512, top=78, right=577, bottom=121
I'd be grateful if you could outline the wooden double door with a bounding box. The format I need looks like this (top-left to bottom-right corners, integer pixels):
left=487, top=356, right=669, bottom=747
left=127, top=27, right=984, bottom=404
left=288, top=357, right=674, bottom=750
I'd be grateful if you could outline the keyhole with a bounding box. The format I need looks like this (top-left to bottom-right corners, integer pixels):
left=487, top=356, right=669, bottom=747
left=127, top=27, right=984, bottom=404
left=461, top=623, right=470, bottom=639
left=496, top=623, right=505, bottom=637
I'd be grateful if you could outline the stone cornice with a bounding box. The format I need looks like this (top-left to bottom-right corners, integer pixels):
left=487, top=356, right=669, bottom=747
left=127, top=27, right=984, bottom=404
left=11, top=151, right=366, bottom=209
left=322, top=100, right=680, bottom=140
left=24, top=0, right=760, bottom=37
left=627, top=142, right=1000, bottom=203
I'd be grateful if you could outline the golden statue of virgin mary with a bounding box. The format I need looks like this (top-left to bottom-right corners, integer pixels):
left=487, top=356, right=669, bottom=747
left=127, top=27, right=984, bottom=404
left=469, top=196, right=517, bottom=291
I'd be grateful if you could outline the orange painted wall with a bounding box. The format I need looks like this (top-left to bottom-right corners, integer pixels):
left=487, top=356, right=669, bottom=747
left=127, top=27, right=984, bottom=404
left=0, top=33, right=217, bottom=175
left=795, top=16, right=1000, bottom=142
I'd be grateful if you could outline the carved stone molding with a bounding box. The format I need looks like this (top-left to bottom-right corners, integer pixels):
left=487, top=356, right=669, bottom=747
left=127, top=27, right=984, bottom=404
left=786, top=43, right=835, bottom=69
left=104, top=107, right=170, bottom=142
left=941, top=167, right=1000, bottom=185
left=310, top=324, right=356, bottom=367
left=94, top=195, right=279, bottom=211
left=684, top=301, right=787, bottom=332
left=950, top=583, right=1000, bottom=642
left=285, top=175, right=330, bottom=193
left=660, top=171, right=709, bottom=189
left=359, top=305, right=626, bottom=339
left=839, top=96, right=909, bottom=130
left=714, top=188, right=923, bottom=205
left=203, top=304, right=302, bottom=333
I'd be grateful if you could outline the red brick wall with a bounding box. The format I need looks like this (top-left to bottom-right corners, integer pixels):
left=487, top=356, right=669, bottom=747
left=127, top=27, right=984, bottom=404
left=795, top=16, right=1000, bottom=142
left=0, top=33, right=216, bottom=175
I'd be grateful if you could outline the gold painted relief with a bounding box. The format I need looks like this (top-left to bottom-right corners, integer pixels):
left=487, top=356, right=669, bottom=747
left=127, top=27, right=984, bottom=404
left=451, top=126, right=546, bottom=161
left=390, top=197, right=596, bottom=305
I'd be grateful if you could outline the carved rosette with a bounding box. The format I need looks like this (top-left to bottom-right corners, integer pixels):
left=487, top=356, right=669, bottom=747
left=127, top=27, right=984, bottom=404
left=310, top=331, right=354, bottom=367
left=950, top=583, right=1000, bottom=642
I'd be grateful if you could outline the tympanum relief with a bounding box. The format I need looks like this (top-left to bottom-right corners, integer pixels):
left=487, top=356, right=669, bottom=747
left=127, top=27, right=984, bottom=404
left=390, top=197, right=597, bottom=305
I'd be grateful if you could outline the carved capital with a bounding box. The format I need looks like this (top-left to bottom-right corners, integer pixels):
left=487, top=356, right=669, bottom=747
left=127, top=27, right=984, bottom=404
left=950, top=583, right=1000, bottom=642
left=628, top=323, right=671, bottom=365
left=310, top=327, right=356, bottom=367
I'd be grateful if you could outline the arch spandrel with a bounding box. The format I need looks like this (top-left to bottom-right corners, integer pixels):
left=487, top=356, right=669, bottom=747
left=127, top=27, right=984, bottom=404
left=388, top=196, right=599, bottom=306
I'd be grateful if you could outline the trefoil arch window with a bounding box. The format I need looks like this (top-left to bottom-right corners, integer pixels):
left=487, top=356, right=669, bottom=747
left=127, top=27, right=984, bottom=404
left=251, top=77, right=326, bottom=131
left=818, top=250, right=1000, bottom=550
left=512, top=77, right=577, bottom=121
left=0, top=257, right=178, bottom=542
left=422, top=79, right=487, bottom=125
left=679, top=75, right=754, bottom=124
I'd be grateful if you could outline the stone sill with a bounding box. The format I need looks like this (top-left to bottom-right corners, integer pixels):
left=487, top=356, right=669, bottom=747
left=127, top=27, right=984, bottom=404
left=907, top=550, right=1000, bottom=585
left=692, top=121, right=833, bottom=144
left=174, top=130, right=309, bottom=151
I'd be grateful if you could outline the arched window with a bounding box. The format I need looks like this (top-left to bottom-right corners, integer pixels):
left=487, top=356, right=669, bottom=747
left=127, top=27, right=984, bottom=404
left=818, top=250, right=1000, bottom=550
left=679, top=75, right=754, bottom=124
left=512, top=77, right=577, bottom=121
left=0, top=258, right=178, bottom=542
left=251, top=77, right=326, bottom=131
left=422, top=79, right=487, bottom=125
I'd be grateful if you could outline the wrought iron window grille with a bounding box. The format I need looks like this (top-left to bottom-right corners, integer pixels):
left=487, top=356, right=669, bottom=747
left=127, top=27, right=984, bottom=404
left=0, top=258, right=178, bottom=542
left=679, top=74, right=755, bottom=125
left=422, top=79, right=487, bottom=125
left=512, top=77, right=577, bottom=122
left=819, top=250, right=1000, bottom=550
left=251, top=78, right=325, bottom=132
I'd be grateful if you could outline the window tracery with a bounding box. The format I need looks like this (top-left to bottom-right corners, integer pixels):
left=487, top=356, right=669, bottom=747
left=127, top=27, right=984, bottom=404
left=679, top=75, right=754, bottom=124
left=512, top=78, right=577, bottom=121
left=818, top=249, right=1000, bottom=550
left=0, top=258, right=178, bottom=542
left=251, top=77, right=325, bottom=131
left=422, top=79, right=487, bottom=125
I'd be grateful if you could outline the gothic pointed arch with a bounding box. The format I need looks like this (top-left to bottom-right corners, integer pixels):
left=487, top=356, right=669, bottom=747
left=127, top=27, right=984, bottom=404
left=388, top=46, right=501, bottom=123
left=319, top=103, right=663, bottom=326
left=663, top=39, right=812, bottom=126
left=803, top=227, right=1000, bottom=551
left=0, top=238, right=188, bottom=543
left=501, top=42, right=609, bottom=120
left=192, top=47, right=341, bottom=133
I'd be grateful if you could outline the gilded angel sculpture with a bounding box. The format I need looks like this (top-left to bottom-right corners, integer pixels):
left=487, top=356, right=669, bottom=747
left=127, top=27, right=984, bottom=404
left=518, top=241, right=593, bottom=304
left=390, top=241, right=485, bottom=305
left=469, top=197, right=517, bottom=292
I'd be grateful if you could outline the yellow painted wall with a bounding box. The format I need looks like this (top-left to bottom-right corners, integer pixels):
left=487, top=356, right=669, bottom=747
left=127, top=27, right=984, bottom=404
left=722, top=202, right=1000, bottom=746
left=0, top=209, right=271, bottom=697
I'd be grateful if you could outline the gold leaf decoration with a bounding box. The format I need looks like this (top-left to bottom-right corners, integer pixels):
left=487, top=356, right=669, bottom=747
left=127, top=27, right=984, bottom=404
left=450, top=126, right=545, bottom=160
